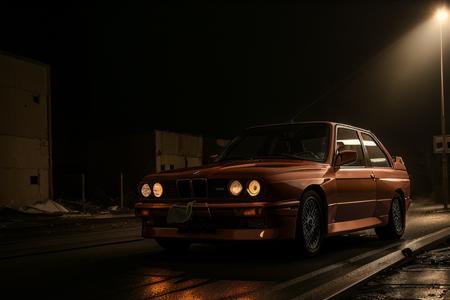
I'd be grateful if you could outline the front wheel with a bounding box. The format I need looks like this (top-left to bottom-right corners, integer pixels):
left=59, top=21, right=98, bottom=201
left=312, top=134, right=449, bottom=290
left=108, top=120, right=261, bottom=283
left=296, top=190, right=325, bottom=256
left=375, top=194, right=405, bottom=240
left=155, top=238, right=191, bottom=252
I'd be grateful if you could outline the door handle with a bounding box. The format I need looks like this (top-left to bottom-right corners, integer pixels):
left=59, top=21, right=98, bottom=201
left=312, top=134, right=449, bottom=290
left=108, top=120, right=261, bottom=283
left=370, top=173, right=377, bottom=181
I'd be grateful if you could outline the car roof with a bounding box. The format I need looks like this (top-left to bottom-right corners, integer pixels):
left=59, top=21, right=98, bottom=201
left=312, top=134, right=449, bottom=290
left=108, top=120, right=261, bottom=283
left=246, top=121, right=373, bottom=134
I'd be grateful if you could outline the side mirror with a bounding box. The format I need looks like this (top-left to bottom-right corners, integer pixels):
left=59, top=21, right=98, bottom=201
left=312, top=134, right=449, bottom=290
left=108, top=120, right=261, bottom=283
left=335, top=150, right=357, bottom=167
left=209, top=154, right=219, bottom=163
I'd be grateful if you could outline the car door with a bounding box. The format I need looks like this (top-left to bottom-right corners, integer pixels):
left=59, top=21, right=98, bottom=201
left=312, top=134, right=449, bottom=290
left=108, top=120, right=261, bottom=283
left=360, top=133, right=394, bottom=219
left=334, top=127, right=377, bottom=222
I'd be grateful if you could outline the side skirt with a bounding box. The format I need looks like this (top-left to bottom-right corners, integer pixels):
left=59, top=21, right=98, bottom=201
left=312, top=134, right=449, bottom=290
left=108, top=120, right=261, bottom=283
left=327, top=216, right=387, bottom=237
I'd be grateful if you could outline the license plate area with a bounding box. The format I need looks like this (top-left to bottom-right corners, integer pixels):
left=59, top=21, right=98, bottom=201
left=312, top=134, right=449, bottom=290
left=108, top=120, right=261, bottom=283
left=166, top=201, right=215, bottom=233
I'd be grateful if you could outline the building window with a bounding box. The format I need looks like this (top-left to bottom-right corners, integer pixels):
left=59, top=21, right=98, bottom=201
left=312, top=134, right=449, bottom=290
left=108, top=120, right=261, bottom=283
left=33, top=95, right=40, bottom=104
left=30, top=175, right=39, bottom=185
left=160, top=164, right=165, bottom=171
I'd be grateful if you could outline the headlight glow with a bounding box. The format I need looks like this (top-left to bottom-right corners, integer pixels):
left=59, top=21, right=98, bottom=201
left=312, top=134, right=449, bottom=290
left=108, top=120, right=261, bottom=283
left=247, top=180, right=261, bottom=197
left=141, top=183, right=151, bottom=197
left=153, top=182, right=163, bottom=198
left=229, top=180, right=243, bottom=196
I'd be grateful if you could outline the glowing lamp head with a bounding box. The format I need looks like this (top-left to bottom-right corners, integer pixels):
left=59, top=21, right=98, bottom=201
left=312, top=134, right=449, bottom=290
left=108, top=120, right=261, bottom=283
left=436, top=8, right=448, bottom=23
left=141, top=183, right=151, bottom=198
left=229, top=180, right=243, bottom=196
left=247, top=180, right=261, bottom=197
left=153, top=182, right=163, bottom=198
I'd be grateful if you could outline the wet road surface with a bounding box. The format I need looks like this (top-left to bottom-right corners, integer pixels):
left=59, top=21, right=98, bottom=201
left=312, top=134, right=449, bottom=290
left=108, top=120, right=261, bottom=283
left=353, top=240, right=450, bottom=300
left=1, top=201, right=450, bottom=299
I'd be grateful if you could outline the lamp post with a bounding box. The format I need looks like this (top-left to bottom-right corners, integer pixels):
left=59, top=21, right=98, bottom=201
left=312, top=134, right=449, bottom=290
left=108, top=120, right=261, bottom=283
left=436, top=8, right=449, bottom=209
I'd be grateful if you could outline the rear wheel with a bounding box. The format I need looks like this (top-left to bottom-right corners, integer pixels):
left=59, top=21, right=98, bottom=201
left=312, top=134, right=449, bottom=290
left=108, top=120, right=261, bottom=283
left=296, top=190, right=325, bottom=256
left=155, top=238, right=191, bottom=252
left=375, top=193, right=405, bottom=240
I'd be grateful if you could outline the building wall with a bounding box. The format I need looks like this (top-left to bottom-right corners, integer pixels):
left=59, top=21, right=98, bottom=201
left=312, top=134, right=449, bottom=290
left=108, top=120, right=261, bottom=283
left=0, top=53, right=51, bottom=208
left=155, top=130, right=202, bottom=172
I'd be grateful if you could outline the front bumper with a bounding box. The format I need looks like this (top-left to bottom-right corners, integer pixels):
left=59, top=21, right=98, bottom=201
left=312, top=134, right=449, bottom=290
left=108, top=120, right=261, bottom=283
left=135, top=200, right=298, bottom=241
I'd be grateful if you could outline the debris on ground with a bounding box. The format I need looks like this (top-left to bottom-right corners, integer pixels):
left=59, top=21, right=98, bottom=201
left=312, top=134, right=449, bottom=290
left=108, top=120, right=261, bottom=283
left=17, top=199, right=70, bottom=215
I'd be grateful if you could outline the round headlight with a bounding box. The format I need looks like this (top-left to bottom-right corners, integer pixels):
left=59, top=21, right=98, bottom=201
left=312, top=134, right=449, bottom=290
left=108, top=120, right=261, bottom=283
left=141, top=183, right=151, bottom=197
left=247, top=180, right=261, bottom=197
left=229, top=180, right=243, bottom=196
left=153, top=182, right=163, bottom=198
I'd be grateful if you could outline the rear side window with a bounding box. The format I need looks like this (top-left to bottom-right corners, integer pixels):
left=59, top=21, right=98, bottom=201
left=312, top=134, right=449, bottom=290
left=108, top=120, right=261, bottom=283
left=361, top=133, right=390, bottom=167
left=336, top=128, right=365, bottom=166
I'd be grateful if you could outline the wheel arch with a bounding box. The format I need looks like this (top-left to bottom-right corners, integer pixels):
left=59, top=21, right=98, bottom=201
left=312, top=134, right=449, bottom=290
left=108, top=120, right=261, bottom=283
left=300, top=184, right=328, bottom=235
left=394, top=188, right=406, bottom=214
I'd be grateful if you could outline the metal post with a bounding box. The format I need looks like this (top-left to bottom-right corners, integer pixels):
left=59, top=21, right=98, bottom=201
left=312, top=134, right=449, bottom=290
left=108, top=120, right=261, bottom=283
left=81, top=173, right=86, bottom=213
left=120, top=172, right=124, bottom=209
left=440, top=23, right=449, bottom=209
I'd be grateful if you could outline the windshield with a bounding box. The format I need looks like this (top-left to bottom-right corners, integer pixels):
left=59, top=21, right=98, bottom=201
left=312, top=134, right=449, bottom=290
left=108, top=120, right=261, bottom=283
left=219, top=123, right=330, bottom=162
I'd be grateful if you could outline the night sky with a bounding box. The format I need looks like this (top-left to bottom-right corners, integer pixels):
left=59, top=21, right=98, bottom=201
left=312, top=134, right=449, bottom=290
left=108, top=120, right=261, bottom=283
left=1, top=1, right=448, bottom=195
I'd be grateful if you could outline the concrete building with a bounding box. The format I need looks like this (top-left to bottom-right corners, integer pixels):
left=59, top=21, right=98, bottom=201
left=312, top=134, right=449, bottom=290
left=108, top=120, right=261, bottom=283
left=0, top=52, right=52, bottom=209
left=78, top=130, right=228, bottom=206
left=155, top=130, right=203, bottom=172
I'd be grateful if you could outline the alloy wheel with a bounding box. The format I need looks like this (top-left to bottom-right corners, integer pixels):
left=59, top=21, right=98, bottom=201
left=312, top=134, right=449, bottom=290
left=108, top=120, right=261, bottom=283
left=392, top=198, right=403, bottom=234
left=302, top=196, right=321, bottom=251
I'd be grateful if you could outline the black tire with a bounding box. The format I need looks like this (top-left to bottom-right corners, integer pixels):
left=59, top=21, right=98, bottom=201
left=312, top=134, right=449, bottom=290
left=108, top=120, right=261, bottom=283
left=375, top=193, right=405, bottom=240
left=295, top=190, right=325, bottom=256
left=155, top=238, right=191, bottom=252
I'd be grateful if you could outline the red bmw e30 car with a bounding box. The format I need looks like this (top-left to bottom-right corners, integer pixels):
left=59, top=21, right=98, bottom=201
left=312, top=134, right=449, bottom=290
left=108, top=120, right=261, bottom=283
left=135, top=122, right=411, bottom=255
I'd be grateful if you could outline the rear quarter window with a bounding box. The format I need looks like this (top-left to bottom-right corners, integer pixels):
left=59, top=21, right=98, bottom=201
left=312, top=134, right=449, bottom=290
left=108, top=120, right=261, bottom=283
left=361, top=133, right=391, bottom=167
left=336, top=127, right=366, bottom=166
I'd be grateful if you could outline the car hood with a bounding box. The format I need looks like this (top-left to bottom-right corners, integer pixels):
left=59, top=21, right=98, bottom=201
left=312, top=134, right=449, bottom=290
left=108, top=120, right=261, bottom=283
left=142, top=159, right=328, bottom=181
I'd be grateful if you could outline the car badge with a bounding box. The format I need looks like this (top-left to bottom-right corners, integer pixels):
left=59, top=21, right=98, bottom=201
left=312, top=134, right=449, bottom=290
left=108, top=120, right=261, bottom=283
left=192, top=170, right=201, bottom=175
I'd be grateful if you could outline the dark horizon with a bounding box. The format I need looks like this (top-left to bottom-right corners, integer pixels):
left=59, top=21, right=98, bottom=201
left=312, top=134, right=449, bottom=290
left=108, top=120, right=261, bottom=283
left=1, top=1, right=448, bottom=196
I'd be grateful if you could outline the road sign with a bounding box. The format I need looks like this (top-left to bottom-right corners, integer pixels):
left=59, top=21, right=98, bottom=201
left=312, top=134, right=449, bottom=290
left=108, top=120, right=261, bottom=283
left=433, top=135, right=450, bottom=153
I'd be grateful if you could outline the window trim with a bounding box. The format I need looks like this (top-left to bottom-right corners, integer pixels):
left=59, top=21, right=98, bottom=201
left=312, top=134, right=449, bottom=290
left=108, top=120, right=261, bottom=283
left=360, top=132, right=393, bottom=168
left=333, top=125, right=368, bottom=168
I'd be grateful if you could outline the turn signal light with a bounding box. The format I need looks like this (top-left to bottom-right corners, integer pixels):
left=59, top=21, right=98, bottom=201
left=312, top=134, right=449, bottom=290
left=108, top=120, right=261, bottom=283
left=234, top=208, right=263, bottom=216
left=242, top=208, right=257, bottom=216
left=140, top=209, right=150, bottom=217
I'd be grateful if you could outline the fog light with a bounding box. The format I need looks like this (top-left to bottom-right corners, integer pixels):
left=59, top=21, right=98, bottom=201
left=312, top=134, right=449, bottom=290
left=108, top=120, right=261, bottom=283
left=234, top=208, right=262, bottom=216
left=242, top=208, right=257, bottom=216
left=141, top=209, right=150, bottom=217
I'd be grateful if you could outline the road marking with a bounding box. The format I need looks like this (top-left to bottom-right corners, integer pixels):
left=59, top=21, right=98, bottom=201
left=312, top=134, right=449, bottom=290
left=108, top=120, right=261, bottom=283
left=287, top=227, right=450, bottom=300
left=264, top=241, right=402, bottom=295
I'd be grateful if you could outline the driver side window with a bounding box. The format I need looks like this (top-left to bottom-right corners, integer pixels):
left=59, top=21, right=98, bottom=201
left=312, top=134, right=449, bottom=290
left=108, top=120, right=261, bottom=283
left=336, top=128, right=365, bottom=166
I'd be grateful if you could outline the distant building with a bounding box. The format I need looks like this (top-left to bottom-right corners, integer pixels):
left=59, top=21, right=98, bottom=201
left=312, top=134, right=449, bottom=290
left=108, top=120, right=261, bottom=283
left=73, top=130, right=228, bottom=205
left=0, top=52, right=52, bottom=209
left=155, top=130, right=203, bottom=172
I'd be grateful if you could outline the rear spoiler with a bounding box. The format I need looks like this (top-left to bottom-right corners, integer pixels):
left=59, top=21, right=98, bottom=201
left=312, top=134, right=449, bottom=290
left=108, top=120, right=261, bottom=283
left=392, top=156, right=407, bottom=171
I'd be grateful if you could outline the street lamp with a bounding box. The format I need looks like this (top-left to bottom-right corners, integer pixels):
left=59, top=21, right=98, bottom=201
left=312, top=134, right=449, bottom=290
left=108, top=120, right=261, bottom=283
left=435, top=7, right=449, bottom=209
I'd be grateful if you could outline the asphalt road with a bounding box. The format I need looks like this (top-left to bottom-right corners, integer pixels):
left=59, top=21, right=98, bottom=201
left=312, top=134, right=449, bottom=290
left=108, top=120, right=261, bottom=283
left=1, top=201, right=450, bottom=300
left=352, top=240, right=450, bottom=300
